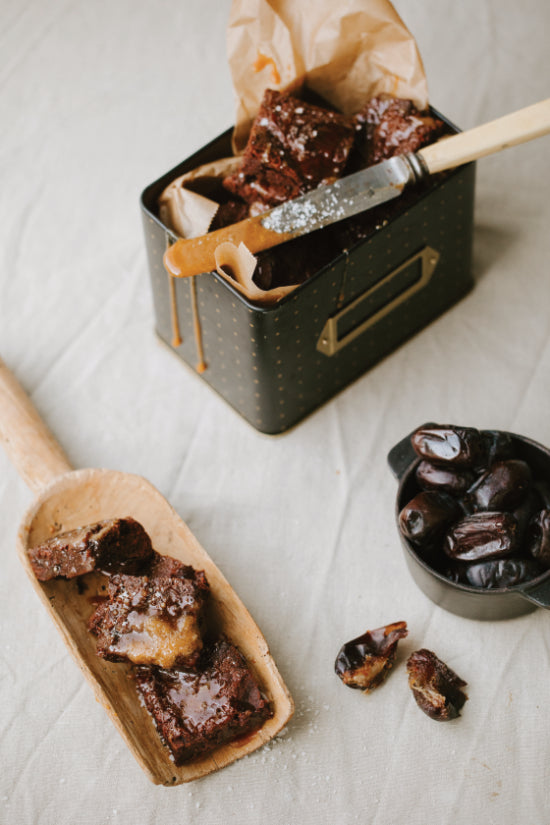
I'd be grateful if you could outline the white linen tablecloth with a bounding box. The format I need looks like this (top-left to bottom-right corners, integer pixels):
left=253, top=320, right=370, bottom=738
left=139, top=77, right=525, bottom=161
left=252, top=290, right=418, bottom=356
left=1, top=1, right=550, bottom=823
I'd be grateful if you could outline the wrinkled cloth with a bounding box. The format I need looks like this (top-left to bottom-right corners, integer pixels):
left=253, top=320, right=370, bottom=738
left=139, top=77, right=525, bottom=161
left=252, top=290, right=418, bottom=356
left=1, top=1, right=550, bottom=824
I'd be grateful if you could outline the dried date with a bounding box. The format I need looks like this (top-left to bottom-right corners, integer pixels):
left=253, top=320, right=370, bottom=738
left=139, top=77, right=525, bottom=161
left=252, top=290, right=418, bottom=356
left=444, top=512, right=519, bottom=562
left=526, top=509, right=550, bottom=569
left=399, top=491, right=462, bottom=545
left=335, top=621, right=408, bottom=692
left=467, top=460, right=531, bottom=512
left=481, top=430, right=514, bottom=465
left=406, top=649, right=468, bottom=721
left=415, top=461, right=475, bottom=496
left=411, top=425, right=486, bottom=469
left=513, top=487, right=543, bottom=544
left=465, top=557, right=542, bottom=588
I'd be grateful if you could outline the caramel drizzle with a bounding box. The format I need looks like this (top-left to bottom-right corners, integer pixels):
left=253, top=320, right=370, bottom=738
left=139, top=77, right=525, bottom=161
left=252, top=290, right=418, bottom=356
left=168, top=271, right=183, bottom=347
left=190, top=276, right=207, bottom=374
left=166, top=234, right=206, bottom=373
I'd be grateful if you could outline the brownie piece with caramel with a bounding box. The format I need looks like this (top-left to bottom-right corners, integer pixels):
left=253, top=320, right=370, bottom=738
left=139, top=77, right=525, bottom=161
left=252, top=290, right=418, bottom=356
left=223, top=89, right=356, bottom=215
left=354, top=94, right=445, bottom=167
left=88, top=553, right=209, bottom=669
left=134, top=640, right=273, bottom=764
left=28, top=517, right=154, bottom=581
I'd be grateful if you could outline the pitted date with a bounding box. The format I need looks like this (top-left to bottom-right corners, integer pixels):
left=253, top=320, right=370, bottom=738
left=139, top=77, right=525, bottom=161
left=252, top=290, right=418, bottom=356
left=467, top=460, right=531, bottom=512
left=415, top=461, right=475, bottom=496
left=526, top=509, right=550, bottom=568
left=535, top=481, right=550, bottom=508
left=444, top=511, right=518, bottom=562
left=399, top=491, right=462, bottom=545
left=465, top=558, right=542, bottom=588
left=411, top=425, right=486, bottom=469
left=406, top=649, right=467, bottom=721
left=335, top=621, right=408, bottom=692
left=513, top=487, right=543, bottom=544
left=481, top=430, right=514, bottom=465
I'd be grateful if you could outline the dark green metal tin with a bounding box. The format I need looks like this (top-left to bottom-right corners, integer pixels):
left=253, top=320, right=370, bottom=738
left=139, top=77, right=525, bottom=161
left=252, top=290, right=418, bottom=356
left=140, top=113, right=476, bottom=435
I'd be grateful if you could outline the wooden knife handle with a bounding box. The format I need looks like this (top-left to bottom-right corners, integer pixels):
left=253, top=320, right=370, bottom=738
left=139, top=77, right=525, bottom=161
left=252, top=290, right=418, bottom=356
left=0, top=357, right=72, bottom=492
left=418, top=98, right=550, bottom=174
left=164, top=212, right=296, bottom=278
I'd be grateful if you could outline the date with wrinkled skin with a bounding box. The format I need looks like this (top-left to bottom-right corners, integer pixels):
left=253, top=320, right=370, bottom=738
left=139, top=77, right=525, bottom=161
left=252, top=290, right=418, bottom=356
left=513, top=488, right=543, bottom=544
left=526, top=509, right=550, bottom=569
left=467, top=460, right=531, bottom=512
left=399, top=491, right=462, bottom=545
left=335, top=621, right=408, bottom=692
left=444, top=511, right=519, bottom=562
left=411, top=425, right=486, bottom=469
left=415, top=460, right=475, bottom=497
left=465, top=557, right=542, bottom=588
left=406, top=649, right=468, bottom=721
left=481, top=430, right=514, bottom=465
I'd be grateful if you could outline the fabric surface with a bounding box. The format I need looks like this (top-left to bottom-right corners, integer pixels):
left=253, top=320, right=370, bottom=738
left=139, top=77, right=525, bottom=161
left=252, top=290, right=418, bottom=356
left=1, top=1, right=550, bottom=823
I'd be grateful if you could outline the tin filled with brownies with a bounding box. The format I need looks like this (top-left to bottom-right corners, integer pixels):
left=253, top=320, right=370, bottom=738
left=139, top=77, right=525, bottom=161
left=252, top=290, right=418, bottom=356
left=141, top=0, right=475, bottom=433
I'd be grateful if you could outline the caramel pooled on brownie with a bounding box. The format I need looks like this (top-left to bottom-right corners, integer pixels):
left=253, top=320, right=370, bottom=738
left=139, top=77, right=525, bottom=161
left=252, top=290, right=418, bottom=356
left=134, top=640, right=273, bottom=764
left=88, top=553, right=210, bottom=669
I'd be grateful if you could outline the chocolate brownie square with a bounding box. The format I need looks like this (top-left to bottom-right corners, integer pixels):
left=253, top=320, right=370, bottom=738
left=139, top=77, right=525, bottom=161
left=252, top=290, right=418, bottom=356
left=88, top=554, right=209, bottom=669
left=134, top=640, right=273, bottom=764
left=28, top=517, right=154, bottom=581
left=354, top=94, right=445, bottom=167
left=223, top=89, right=356, bottom=215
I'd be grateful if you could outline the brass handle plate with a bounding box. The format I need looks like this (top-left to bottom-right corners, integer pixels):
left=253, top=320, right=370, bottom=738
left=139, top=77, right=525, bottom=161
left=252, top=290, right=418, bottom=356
left=316, top=245, right=440, bottom=357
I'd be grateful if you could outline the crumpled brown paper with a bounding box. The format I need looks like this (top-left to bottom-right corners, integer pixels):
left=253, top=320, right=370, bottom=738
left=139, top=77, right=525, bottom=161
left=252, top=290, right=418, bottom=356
left=228, top=0, right=428, bottom=152
left=159, top=157, right=240, bottom=239
left=162, top=0, right=428, bottom=305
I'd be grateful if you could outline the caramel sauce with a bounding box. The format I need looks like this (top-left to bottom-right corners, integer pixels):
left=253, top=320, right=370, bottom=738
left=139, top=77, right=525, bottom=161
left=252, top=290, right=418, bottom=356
left=165, top=255, right=206, bottom=373
left=253, top=52, right=281, bottom=85
left=168, top=272, right=183, bottom=347
left=166, top=674, right=228, bottom=728
left=113, top=613, right=201, bottom=669
left=190, top=276, right=207, bottom=373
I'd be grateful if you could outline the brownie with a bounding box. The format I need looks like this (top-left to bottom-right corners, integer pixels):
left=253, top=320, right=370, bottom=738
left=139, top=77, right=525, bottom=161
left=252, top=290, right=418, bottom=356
left=28, top=517, right=154, bottom=581
left=223, top=88, right=356, bottom=215
left=353, top=94, right=445, bottom=167
left=134, top=640, right=273, bottom=764
left=88, top=554, right=209, bottom=669
left=209, top=198, right=249, bottom=231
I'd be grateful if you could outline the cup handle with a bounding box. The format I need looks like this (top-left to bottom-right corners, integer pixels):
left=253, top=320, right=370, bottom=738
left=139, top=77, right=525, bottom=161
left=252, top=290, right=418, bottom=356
left=387, top=432, right=418, bottom=481
left=517, top=577, right=550, bottom=609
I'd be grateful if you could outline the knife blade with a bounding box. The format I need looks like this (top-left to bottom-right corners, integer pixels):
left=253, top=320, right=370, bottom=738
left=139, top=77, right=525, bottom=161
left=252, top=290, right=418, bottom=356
left=163, top=98, right=550, bottom=279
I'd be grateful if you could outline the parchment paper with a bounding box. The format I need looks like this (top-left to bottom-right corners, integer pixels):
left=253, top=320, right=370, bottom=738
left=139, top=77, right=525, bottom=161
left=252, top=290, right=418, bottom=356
left=228, top=0, right=428, bottom=152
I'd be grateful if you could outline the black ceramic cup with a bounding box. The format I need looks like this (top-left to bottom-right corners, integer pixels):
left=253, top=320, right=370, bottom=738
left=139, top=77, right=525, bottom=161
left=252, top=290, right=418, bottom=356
left=388, top=430, right=550, bottom=621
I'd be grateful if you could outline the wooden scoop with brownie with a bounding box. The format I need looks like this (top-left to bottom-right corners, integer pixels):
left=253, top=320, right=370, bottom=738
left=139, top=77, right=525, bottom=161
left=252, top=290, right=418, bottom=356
left=0, top=357, right=293, bottom=784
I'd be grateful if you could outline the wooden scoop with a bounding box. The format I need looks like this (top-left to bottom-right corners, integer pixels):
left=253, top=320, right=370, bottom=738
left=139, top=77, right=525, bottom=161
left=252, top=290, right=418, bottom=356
left=0, top=357, right=294, bottom=784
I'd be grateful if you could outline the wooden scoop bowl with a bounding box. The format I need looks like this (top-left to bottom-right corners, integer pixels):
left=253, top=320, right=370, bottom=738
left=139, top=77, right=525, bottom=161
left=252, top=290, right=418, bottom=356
left=0, top=357, right=294, bottom=784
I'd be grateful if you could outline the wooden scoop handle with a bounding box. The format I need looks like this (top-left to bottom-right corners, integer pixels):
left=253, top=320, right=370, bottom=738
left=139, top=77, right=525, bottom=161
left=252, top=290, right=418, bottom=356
left=0, top=358, right=72, bottom=492
left=418, top=98, right=550, bottom=174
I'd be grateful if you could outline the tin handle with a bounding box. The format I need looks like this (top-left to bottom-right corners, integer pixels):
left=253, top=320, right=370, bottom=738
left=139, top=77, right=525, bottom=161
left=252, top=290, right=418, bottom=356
left=317, top=246, right=439, bottom=357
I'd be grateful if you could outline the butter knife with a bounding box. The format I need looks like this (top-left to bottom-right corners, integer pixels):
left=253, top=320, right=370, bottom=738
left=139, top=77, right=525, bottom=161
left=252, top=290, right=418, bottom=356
left=164, top=98, right=550, bottom=279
